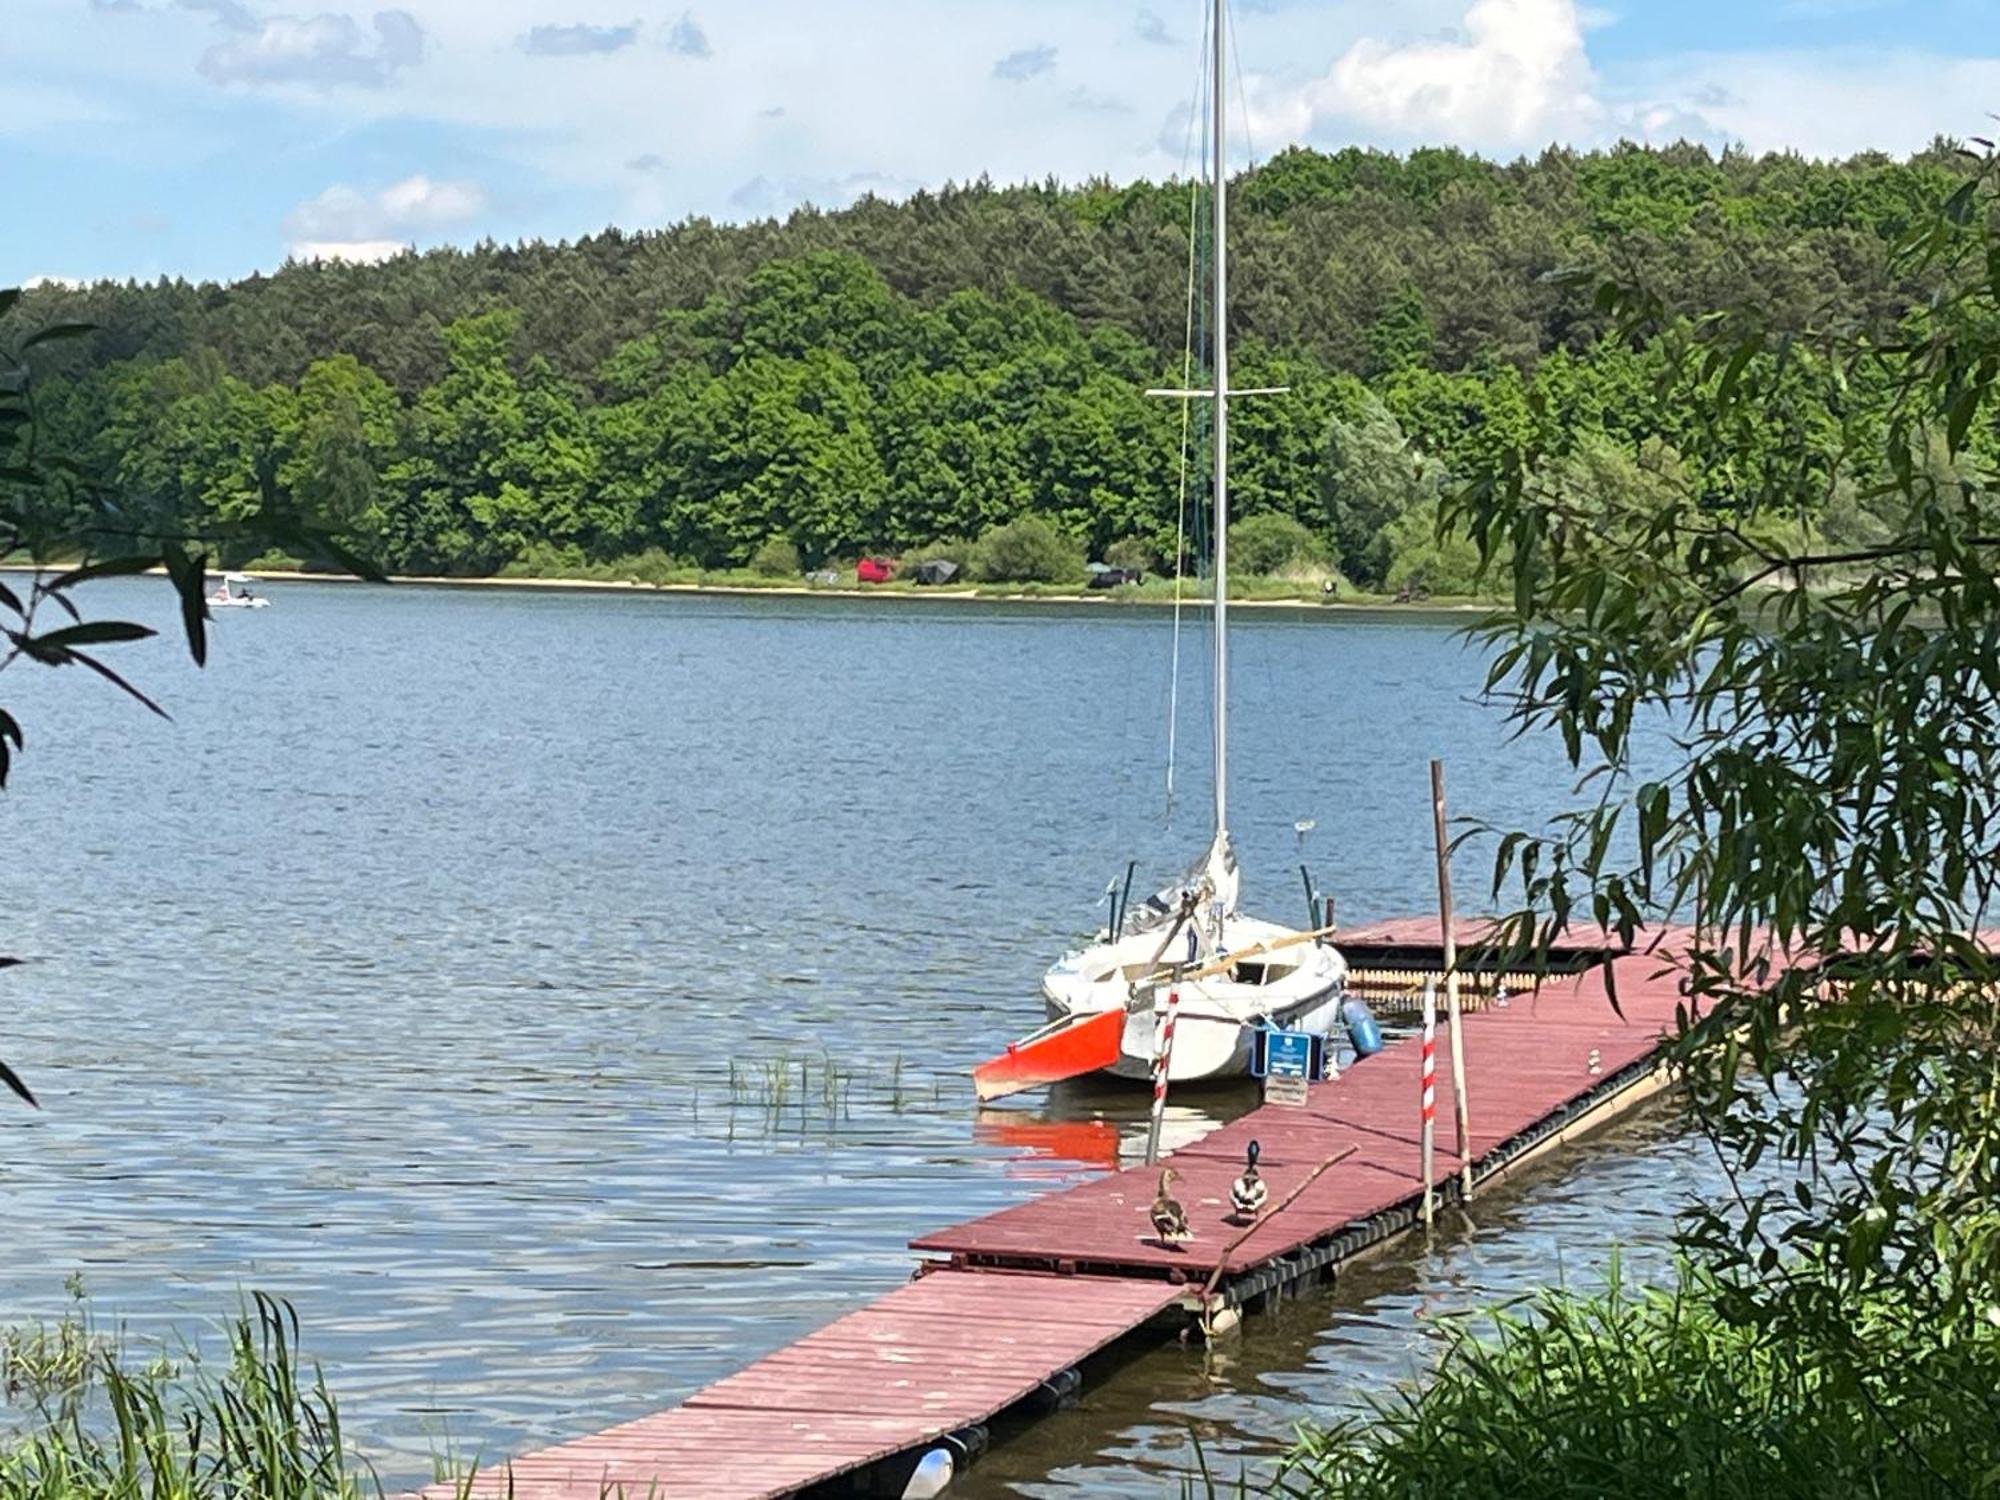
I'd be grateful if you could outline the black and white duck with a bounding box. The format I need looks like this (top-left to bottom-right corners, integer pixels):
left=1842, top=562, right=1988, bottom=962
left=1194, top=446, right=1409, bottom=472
left=1229, top=1139, right=1268, bottom=1222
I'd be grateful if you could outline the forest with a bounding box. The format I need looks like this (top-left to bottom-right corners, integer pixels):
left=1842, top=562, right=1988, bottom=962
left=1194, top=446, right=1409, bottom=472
left=4, top=139, right=1989, bottom=591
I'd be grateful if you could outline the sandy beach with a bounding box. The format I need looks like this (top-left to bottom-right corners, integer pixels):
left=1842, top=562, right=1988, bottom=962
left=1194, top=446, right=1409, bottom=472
left=2, top=561, right=1484, bottom=616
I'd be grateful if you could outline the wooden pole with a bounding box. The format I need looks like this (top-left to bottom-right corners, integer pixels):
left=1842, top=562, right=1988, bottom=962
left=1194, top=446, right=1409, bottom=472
left=1419, top=976, right=1436, bottom=1228
left=1431, top=758, right=1473, bottom=1197
left=1144, top=988, right=1181, bottom=1167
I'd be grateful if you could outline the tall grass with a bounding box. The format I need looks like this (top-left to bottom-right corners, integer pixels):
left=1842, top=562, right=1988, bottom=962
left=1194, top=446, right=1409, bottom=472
left=1280, top=1260, right=2000, bottom=1499
left=0, top=1294, right=372, bottom=1499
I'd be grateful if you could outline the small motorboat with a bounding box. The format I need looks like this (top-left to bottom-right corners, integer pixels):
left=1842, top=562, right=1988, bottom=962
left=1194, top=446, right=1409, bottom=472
left=209, top=572, right=270, bottom=609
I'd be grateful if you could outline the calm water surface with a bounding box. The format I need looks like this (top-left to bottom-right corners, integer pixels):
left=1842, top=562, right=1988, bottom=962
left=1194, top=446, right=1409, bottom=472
left=1, top=581, right=1709, bottom=1492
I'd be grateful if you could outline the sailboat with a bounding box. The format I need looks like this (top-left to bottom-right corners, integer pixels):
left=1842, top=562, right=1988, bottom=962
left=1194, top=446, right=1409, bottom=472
left=976, top=0, right=1348, bottom=1101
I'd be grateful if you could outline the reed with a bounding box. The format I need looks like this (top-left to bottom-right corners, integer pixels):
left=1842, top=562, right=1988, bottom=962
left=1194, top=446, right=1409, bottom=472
left=1278, top=1260, right=2000, bottom=1500
left=0, top=1294, right=372, bottom=1499
left=714, top=1050, right=922, bottom=1126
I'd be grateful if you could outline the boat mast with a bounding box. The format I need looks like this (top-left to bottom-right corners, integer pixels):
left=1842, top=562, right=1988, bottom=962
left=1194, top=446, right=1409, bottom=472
left=1210, top=0, right=1230, bottom=844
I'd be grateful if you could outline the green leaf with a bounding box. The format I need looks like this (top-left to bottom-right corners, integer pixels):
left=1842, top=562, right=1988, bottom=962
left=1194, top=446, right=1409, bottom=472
left=31, top=620, right=157, bottom=651
left=21, top=321, right=96, bottom=350
left=1716, top=338, right=1758, bottom=405
left=1946, top=386, right=1982, bottom=455
left=45, top=554, right=163, bottom=593
left=255, top=518, right=386, bottom=583
left=0, top=1055, right=35, bottom=1109
left=1601, top=956, right=1624, bottom=1019
left=163, top=548, right=209, bottom=667
left=0, top=708, right=20, bottom=788
left=64, top=647, right=168, bottom=718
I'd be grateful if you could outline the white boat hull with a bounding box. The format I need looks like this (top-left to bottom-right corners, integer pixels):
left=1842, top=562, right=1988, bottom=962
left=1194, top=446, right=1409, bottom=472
left=1041, top=912, right=1346, bottom=1084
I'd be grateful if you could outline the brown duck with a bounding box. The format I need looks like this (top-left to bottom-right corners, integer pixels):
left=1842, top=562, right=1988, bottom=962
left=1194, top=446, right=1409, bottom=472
left=1149, top=1168, right=1192, bottom=1246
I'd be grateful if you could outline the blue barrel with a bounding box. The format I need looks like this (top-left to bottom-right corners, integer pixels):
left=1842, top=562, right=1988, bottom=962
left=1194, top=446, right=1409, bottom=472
left=1342, top=996, right=1384, bottom=1057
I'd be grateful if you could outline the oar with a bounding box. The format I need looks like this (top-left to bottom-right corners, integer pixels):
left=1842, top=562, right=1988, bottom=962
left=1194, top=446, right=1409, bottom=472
left=1134, top=920, right=1343, bottom=995
left=1200, top=1143, right=1358, bottom=1301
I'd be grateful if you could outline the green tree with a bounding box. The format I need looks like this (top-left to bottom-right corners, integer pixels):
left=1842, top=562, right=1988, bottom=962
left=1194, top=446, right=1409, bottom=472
left=1323, top=394, right=1438, bottom=583
left=1454, top=151, right=2000, bottom=1365
left=1226, top=512, right=1326, bottom=575
left=675, top=350, right=886, bottom=565
left=970, top=515, right=1082, bottom=583
left=277, top=354, right=399, bottom=542
left=749, top=536, right=801, bottom=577
left=391, top=308, right=530, bottom=572
left=1364, top=285, right=1435, bottom=377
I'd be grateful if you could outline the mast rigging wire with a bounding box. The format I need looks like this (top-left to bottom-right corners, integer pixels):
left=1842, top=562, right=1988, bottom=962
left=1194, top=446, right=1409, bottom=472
left=1164, top=0, right=1214, bottom=830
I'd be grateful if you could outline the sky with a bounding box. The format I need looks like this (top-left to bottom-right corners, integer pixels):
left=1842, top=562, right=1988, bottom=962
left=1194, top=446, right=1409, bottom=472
left=3, top=0, right=1998, bottom=286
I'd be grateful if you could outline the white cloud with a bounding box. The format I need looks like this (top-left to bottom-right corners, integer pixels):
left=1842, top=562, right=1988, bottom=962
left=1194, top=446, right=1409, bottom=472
left=728, top=169, right=919, bottom=217
left=288, top=238, right=406, bottom=263
left=1616, top=47, right=2000, bottom=158
left=523, top=20, right=639, bottom=57
left=283, top=173, right=484, bottom=259
left=993, top=44, right=1057, bottom=82
left=199, top=8, right=423, bottom=88
left=1252, top=0, right=1602, bottom=150
left=177, top=0, right=256, bottom=29
left=666, top=9, right=710, bottom=58
left=375, top=173, right=482, bottom=225
left=1065, top=85, right=1129, bottom=114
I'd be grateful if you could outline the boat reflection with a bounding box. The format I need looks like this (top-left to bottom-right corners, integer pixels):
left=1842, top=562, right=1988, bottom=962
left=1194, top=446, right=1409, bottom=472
left=973, top=1076, right=1261, bottom=1176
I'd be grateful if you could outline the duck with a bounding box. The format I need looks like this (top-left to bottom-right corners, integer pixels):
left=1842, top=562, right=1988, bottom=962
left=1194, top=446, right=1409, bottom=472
left=1229, top=1139, right=1268, bottom=1222
left=1149, top=1168, right=1192, bottom=1245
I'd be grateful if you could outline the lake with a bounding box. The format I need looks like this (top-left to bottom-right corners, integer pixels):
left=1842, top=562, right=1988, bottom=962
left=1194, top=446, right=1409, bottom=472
left=0, top=579, right=1710, bottom=1495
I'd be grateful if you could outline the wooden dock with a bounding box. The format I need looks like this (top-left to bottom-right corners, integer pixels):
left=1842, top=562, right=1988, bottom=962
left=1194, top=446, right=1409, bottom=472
left=426, top=919, right=1690, bottom=1500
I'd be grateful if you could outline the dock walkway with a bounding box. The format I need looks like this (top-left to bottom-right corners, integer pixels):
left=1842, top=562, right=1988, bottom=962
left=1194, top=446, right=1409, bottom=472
left=428, top=920, right=1690, bottom=1499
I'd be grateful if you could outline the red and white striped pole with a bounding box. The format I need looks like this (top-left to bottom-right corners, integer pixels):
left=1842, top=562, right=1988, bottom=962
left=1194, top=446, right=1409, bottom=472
left=1144, top=988, right=1182, bottom=1167
left=1420, top=976, right=1437, bottom=1228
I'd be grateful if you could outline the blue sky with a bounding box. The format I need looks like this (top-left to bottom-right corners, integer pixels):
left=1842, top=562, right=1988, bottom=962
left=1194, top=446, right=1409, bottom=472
left=4, top=0, right=1998, bottom=286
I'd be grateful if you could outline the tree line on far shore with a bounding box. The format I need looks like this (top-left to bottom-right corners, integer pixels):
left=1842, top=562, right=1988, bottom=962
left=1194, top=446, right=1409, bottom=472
left=6, top=139, right=1990, bottom=591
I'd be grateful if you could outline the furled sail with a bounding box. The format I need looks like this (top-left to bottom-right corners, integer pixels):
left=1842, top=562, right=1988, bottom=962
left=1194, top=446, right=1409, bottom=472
left=1120, top=832, right=1240, bottom=935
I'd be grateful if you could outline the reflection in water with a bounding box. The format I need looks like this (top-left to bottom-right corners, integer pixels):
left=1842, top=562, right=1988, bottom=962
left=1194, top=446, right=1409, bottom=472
left=973, top=1076, right=1260, bottom=1174
left=0, top=582, right=1704, bottom=1493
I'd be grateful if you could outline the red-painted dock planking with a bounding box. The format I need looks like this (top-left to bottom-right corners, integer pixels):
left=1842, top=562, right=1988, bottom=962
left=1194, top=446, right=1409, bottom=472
left=423, top=920, right=1694, bottom=1499
left=424, top=1271, right=1182, bottom=1499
